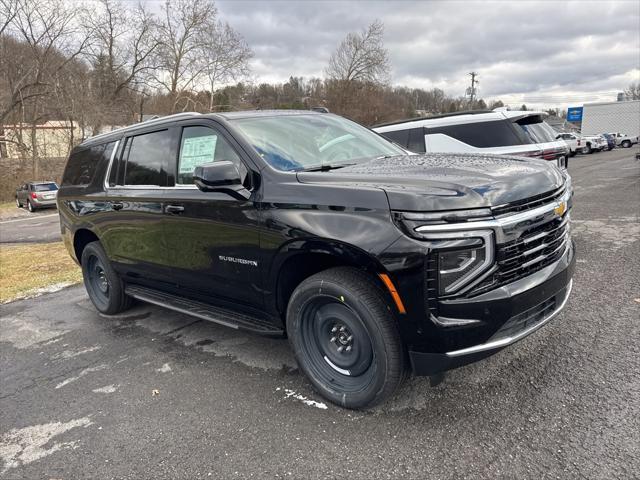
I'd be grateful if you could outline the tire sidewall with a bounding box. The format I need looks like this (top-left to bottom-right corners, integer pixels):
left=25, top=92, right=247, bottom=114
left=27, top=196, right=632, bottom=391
left=27, top=200, right=34, bottom=212
left=15, top=197, right=21, bottom=208
left=81, top=241, right=126, bottom=315
left=287, top=274, right=400, bottom=408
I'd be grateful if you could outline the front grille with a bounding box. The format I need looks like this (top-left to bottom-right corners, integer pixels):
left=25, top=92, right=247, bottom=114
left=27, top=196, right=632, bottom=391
left=471, top=212, right=570, bottom=295
left=489, top=286, right=566, bottom=341
left=491, top=185, right=565, bottom=217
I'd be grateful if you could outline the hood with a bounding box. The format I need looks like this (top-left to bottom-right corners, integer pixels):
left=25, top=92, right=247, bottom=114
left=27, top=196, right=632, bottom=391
left=296, top=153, right=564, bottom=212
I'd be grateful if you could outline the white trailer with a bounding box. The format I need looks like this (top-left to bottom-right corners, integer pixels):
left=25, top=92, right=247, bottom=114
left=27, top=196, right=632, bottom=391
left=581, top=100, right=640, bottom=136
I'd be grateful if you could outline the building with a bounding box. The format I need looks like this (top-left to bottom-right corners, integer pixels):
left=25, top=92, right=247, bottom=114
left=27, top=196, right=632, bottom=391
left=0, top=120, right=82, bottom=159
left=581, top=100, right=640, bottom=135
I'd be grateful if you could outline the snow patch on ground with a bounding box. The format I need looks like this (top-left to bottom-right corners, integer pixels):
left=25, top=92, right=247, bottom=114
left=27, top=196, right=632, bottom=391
left=55, top=364, right=108, bottom=389
left=276, top=387, right=328, bottom=410
left=92, top=384, right=117, bottom=394
left=0, top=417, right=92, bottom=474
left=53, top=345, right=101, bottom=360
left=156, top=363, right=172, bottom=373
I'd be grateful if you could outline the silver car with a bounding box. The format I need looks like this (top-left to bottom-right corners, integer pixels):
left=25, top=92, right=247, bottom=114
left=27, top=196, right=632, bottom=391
left=15, top=181, right=59, bottom=212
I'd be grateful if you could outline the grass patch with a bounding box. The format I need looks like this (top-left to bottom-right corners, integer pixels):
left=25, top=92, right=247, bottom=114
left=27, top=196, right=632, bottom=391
left=0, top=201, right=15, bottom=213
left=0, top=241, right=82, bottom=303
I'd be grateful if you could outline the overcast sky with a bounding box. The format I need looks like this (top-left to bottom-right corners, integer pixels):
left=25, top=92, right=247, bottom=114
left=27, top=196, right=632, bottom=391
left=214, top=0, right=640, bottom=109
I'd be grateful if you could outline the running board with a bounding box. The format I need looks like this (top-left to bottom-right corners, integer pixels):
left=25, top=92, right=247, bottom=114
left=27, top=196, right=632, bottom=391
left=124, top=285, right=284, bottom=336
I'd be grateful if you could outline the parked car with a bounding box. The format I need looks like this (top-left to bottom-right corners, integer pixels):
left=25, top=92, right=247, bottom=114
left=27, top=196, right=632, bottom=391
left=373, top=110, right=570, bottom=169
left=15, top=181, right=59, bottom=212
left=58, top=111, right=575, bottom=409
left=610, top=132, right=638, bottom=148
left=601, top=133, right=616, bottom=151
left=581, top=134, right=607, bottom=154
left=556, top=132, right=583, bottom=156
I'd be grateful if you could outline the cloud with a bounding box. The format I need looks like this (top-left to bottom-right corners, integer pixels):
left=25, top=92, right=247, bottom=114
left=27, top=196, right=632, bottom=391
left=215, top=0, right=639, bottom=107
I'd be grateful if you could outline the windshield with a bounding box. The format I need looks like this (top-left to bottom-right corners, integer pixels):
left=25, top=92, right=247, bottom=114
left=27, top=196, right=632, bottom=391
left=33, top=183, right=58, bottom=191
left=231, top=114, right=404, bottom=171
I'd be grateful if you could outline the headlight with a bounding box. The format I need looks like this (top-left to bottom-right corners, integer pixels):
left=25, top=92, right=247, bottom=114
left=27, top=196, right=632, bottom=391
left=438, top=245, right=488, bottom=295
left=433, top=230, right=494, bottom=295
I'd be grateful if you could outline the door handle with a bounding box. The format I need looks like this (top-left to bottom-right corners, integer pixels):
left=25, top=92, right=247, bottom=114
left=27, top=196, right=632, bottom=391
left=165, top=204, right=185, bottom=214
left=111, top=202, right=124, bottom=211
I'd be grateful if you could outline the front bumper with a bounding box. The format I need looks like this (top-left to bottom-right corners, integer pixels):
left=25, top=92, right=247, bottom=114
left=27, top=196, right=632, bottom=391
left=409, top=241, right=575, bottom=375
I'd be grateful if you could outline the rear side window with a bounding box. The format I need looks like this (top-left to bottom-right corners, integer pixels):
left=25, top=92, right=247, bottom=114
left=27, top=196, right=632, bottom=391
left=426, top=120, right=531, bottom=148
left=177, top=126, right=246, bottom=185
left=123, top=130, right=172, bottom=186
left=62, top=142, right=115, bottom=186
left=380, top=127, right=425, bottom=153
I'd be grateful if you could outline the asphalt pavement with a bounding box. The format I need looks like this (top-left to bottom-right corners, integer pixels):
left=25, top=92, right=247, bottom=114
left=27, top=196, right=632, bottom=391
left=1, top=147, right=638, bottom=479
left=0, top=212, right=61, bottom=244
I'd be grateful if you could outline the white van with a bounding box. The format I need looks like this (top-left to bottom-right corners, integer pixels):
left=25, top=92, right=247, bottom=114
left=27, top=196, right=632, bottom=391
left=374, top=110, right=570, bottom=168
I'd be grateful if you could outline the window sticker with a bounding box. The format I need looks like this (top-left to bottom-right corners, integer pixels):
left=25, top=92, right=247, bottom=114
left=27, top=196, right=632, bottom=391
left=179, top=134, right=217, bottom=174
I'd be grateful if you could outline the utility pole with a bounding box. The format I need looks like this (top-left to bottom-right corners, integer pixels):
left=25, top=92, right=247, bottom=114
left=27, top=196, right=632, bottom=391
left=466, top=72, right=479, bottom=108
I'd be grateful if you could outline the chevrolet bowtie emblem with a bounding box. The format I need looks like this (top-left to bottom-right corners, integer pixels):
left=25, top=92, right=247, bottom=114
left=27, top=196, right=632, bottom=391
left=554, top=201, right=567, bottom=217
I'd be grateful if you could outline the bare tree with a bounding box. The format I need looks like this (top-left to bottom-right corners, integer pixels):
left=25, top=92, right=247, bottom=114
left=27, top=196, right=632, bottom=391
left=155, top=0, right=217, bottom=111
left=200, top=20, right=252, bottom=111
left=624, top=82, right=640, bottom=100
left=325, top=20, right=390, bottom=84
left=0, top=0, right=18, bottom=36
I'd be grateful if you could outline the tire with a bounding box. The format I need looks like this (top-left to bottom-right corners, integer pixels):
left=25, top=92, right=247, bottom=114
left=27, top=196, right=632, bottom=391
left=27, top=200, right=35, bottom=212
left=15, top=197, right=21, bottom=208
left=622, top=140, right=631, bottom=148
left=584, top=143, right=592, bottom=154
left=286, top=267, right=405, bottom=409
left=81, top=241, right=132, bottom=315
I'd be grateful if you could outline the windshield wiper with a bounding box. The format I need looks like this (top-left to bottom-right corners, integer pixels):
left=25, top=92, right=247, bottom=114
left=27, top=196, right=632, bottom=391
left=301, top=163, right=356, bottom=172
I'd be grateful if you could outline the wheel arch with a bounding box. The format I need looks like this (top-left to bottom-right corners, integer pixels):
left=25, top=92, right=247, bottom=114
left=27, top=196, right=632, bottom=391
left=271, top=239, right=392, bottom=320
left=73, top=228, right=100, bottom=263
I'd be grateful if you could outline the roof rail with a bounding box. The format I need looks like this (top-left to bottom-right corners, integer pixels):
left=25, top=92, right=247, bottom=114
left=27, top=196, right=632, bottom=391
left=373, top=109, right=493, bottom=128
left=86, top=112, right=202, bottom=143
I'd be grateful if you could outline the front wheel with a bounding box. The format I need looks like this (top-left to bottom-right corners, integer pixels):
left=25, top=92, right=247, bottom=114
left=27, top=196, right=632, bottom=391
left=584, top=144, right=592, bottom=154
left=286, top=267, right=405, bottom=409
left=81, top=241, right=132, bottom=315
left=622, top=140, right=631, bottom=148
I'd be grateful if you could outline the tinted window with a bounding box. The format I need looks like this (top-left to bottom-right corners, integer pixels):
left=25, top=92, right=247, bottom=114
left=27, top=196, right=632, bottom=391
left=123, top=130, right=171, bottom=186
left=426, top=120, right=531, bottom=148
left=33, top=183, right=58, bottom=191
left=177, top=126, right=246, bottom=185
left=62, top=142, right=115, bottom=186
left=407, top=128, right=426, bottom=153
left=380, top=129, right=410, bottom=148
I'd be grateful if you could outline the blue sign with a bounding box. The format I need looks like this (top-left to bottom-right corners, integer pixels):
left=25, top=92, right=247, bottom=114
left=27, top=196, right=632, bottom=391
left=567, top=106, right=583, bottom=122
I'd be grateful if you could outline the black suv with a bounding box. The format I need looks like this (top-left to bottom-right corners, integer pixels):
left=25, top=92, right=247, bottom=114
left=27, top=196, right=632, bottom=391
left=58, top=111, right=575, bottom=409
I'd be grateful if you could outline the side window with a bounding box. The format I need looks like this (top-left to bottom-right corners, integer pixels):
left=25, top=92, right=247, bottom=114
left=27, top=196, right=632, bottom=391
left=177, top=125, right=246, bottom=185
left=123, top=130, right=171, bottom=186
left=407, top=128, right=426, bottom=153
left=380, top=129, right=410, bottom=149
left=62, top=142, right=115, bottom=187
left=427, top=120, right=531, bottom=148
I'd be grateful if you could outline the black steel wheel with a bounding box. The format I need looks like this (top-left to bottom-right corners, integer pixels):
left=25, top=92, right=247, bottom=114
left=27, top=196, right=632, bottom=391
left=81, top=241, right=132, bottom=315
left=287, top=267, right=405, bottom=409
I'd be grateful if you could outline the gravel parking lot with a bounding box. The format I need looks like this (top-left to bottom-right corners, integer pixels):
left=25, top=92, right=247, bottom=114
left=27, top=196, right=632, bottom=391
left=1, top=147, right=638, bottom=479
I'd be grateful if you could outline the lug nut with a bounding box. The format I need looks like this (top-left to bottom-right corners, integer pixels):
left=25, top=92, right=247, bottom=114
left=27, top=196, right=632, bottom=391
left=337, top=346, right=344, bottom=352
left=331, top=326, right=338, bottom=333
left=345, top=346, right=352, bottom=352
left=339, top=326, right=346, bottom=332
left=330, top=336, right=337, bottom=343
left=347, top=335, right=353, bottom=342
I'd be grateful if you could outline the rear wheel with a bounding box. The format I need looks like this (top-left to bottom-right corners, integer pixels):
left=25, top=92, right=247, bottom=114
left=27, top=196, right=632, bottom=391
left=26, top=200, right=35, bottom=212
left=622, top=140, right=631, bottom=148
left=286, top=267, right=405, bottom=409
left=15, top=197, right=21, bottom=208
left=81, top=241, right=132, bottom=315
left=584, top=143, right=592, bottom=154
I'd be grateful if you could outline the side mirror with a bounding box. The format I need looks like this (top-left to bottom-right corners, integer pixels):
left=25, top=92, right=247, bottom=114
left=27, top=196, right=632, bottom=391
left=193, top=161, right=250, bottom=200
